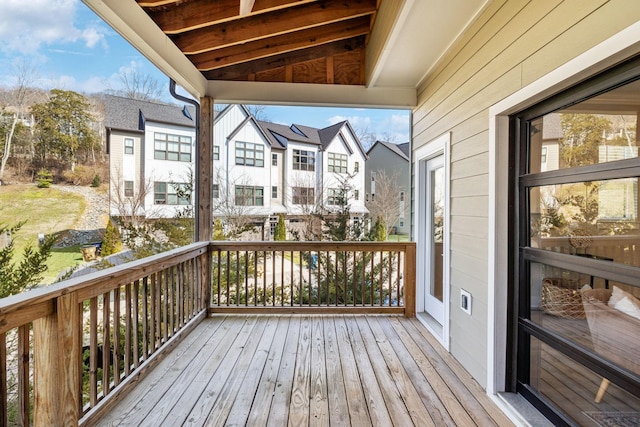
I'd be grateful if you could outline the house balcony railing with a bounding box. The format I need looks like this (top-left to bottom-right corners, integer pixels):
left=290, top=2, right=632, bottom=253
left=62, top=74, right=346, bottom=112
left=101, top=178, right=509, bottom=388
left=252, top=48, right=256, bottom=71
left=0, top=240, right=415, bottom=426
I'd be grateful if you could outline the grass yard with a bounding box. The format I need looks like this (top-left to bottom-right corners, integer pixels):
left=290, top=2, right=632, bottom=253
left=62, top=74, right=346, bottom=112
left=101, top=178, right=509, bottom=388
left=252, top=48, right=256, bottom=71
left=386, top=233, right=410, bottom=242
left=0, top=184, right=86, bottom=284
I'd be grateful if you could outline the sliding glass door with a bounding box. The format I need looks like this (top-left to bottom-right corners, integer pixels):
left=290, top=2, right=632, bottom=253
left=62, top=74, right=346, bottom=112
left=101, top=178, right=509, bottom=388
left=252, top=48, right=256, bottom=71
left=511, top=56, right=640, bottom=425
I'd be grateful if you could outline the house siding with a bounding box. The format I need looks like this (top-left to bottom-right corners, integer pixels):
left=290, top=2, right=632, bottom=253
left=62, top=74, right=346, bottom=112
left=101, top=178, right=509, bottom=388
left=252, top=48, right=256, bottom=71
left=412, top=0, right=640, bottom=386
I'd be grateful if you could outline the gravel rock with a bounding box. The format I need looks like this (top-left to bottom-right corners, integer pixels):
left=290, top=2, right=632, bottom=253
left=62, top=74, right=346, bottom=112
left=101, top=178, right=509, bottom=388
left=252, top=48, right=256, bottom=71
left=53, top=185, right=109, bottom=247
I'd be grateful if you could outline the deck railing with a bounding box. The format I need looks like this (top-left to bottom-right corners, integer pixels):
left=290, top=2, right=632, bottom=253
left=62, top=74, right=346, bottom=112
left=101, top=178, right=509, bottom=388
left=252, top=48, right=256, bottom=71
left=0, top=242, right=209, bottom=427
left=0, top=240, right=415, bottom=426
left=209, top=241, right=416, bottom=316
left=539, top=235, right=638, bottom=266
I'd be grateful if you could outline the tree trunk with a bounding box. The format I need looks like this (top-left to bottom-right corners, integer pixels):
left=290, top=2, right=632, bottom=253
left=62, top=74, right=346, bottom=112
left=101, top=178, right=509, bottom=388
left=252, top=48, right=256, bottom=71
left=0, top=113, right=18, bottom=180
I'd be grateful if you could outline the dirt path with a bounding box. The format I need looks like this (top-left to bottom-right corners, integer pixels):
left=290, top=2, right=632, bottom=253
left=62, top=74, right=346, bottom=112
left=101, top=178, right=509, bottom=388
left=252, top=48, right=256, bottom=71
left=54, top=185, right=109, bottom=246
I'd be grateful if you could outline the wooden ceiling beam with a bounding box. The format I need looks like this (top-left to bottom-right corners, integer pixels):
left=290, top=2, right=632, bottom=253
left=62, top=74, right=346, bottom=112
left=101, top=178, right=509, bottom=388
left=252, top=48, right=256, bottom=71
left=144, top=0, right=316, bottom=34
left=202, top=36, right=365, bottom=81
left=190, top=17, right=371, bottom=71
left=173, top=0, right=377, bottom=54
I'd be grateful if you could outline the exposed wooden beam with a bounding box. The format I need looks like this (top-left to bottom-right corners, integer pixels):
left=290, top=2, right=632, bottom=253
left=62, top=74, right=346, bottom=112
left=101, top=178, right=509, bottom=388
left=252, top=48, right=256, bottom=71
left=136, top=0, right=179, bottom=6
left=145, top=0, right=316, bottom=34
left=190, top=17, right=371, bottom=71
left=172, top=0, right=377, bottom=55
left=202, top=36, right=365, bottom=81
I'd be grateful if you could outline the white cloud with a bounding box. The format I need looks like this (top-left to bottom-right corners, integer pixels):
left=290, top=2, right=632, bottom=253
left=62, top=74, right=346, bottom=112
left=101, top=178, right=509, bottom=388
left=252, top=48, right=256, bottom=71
left=0, top=0, right=107, bottom=54
left=328, top=115, right=371, bottom=130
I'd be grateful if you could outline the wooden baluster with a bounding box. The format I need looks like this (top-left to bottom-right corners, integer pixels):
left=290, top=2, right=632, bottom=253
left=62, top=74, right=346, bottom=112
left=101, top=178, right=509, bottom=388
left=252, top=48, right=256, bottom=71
left=132, top=279, right=140, bottom=369
left=163, top=268, right=169, bottom=342
left=404, top=244, right=416, bottom=317
left=89, top=296, right=98, bottom=406
left=125, top=282, right=132, bottom=376
left=142, top=277, right=149, bottom=360
left=102, top=291, right=111, bottom=396
left=17, top=325, right=29, bottom=425
left=113, top=287, right=121, bottom=386
left=0, top=332, right=6, bottom=427
left=149, top=273, right=156, bottom=352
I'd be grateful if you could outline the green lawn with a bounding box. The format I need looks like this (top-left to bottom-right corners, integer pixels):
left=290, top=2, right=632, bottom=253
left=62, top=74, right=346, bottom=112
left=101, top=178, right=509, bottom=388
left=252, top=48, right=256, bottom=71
left=386, top=234, right=410, bottom=242
left=0, top=184, right=86, bottom=284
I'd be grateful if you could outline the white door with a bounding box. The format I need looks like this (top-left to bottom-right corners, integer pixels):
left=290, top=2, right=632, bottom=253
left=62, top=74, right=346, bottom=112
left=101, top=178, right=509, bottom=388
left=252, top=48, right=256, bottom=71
left=423, top=155, right=445, bottom=323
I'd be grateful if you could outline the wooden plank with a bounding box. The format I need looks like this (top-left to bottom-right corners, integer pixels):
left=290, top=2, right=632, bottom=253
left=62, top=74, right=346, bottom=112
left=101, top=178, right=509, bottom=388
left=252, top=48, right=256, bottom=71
left=388, top=317, right=477, bottom=426
left=266, top=316, right=301, bottom=427
left=358, top=316, right=434, bottom=426
left=209, top=306, right=405, bottom=315
left=309, top=316, right=329, bottom=425
left=173, top=0, right=376, bottom=54
left=197, top=96, right=213, bottom=243
left=194, top=317, right=268, bottom=425
left=332, top=316, right=373, bottom=425
left=404, top=318, right=514, bottom=426
left=153, top=316, right=257, bottom=426
left=176, top=317, right=265, bottom=426
left=245, top=316, right=292, bottom=425
left=344, top=316, right=402, bottom=425
left=288, top=315, right=312, bottom=426
left=222, top=316, right=283, bottom=426
left=96, top=316, right=227, bottom=426
left=57, top=292, right=81, bottom=425
left=322, top=317, right=350, bottom=426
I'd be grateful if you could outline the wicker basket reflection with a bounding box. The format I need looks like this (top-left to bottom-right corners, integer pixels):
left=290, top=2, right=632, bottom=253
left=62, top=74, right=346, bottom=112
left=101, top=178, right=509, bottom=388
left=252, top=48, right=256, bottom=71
left=540, top=277, right=585, bottom=319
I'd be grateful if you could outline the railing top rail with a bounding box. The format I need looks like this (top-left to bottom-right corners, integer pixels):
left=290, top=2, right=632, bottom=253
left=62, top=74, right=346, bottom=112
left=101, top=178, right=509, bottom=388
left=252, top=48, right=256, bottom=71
left=0, top=241, right=208, bottom=321
left=208, top=241, right=416, bottom=251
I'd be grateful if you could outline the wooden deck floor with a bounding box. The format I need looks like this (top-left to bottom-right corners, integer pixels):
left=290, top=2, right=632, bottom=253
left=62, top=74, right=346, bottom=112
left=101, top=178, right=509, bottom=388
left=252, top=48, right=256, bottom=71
left=92, top=315, right=513, bottom=427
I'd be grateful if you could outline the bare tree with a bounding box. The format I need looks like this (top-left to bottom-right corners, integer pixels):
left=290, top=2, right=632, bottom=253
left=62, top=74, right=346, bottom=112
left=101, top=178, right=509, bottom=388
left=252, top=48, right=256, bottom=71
left=287, top=173, right=325, bottom=240
left=212, top=170, right=262, bottom=239
left=108, top=69, right=164, bottom=101
left=0, top=61, right=38, bottom=180
left=366, top=169, right=403, bottom=238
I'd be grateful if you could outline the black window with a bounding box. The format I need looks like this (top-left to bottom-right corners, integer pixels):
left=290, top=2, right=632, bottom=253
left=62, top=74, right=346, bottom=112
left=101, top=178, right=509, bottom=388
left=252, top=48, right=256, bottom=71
left=235, top=141, right=264, bottom=167
left=235, top=185, right=264, bottom=206
left=328, top=153, right=347, bottom=173
left=293, top=149, right=315, bottom=171
left=154, top=182, right=191, bottom=205
left=510, top=57, right=640, bottom=424
left=124, top=138, right=134, bottom=155
left=154, top=133, right=192, bottom=162
left=292, top=187, right=314, bottom=205
left=124, top=180, right=133, bottom=197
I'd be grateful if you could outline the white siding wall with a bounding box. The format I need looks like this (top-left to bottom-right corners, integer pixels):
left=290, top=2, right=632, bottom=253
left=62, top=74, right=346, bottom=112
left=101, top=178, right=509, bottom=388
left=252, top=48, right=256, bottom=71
left=322, top=130, right=367, bottom=214
left=412, top=0, right=640, bottom=386
left=143, top=122, right=195, bottom=218
left=109, top=130, right=142, bottom=216
left=286, top=142, right=320, bottom=215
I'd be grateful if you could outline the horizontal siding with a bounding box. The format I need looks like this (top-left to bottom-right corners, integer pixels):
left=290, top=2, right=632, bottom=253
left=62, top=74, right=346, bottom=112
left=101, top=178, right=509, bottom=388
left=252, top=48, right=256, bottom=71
left=410, top=0, right=640, bottom=387
left=451, top=216, right=488, bottom=240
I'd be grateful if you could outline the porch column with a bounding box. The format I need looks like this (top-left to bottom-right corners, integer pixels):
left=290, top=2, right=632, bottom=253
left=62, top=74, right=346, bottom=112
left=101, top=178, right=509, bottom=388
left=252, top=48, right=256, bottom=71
left=197, top=96, right=213, bottom=310
left=197, top=96, right=213, bottom=242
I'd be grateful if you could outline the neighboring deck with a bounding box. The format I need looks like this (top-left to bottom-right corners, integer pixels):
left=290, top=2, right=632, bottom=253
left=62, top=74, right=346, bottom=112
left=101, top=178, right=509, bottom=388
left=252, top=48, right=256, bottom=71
left=93, top=315, right=513, bottom=427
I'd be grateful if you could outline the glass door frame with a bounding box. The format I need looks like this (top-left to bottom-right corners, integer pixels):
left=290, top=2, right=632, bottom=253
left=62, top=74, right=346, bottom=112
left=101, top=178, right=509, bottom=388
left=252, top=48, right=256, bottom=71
left=414, top=132, right=451, bottom=348
left=509, top=55, right=640, bottom=425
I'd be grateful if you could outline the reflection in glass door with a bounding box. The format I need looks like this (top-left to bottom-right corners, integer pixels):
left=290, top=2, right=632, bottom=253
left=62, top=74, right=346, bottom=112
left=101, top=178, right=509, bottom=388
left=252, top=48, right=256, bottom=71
left=424, top=155, right=445, bottom=323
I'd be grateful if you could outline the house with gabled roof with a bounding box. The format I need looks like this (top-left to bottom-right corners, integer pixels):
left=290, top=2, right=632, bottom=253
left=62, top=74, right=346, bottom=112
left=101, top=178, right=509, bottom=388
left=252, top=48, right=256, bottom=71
left=366, top=140, right=411, bottom=235
left=103, top=94, right=196, bottom=219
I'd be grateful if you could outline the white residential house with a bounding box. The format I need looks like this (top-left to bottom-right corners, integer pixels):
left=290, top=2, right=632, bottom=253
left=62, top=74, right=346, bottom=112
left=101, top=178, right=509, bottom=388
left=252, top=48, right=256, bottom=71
left=103, top=101, right=369, bottom=239
left=103, top=94, right=196, bottom=220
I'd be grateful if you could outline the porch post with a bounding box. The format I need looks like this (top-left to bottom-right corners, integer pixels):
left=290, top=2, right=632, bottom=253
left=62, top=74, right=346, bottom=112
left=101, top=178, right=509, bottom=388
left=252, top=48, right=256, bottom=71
left=197, top=96, right=213, bottom=309
left=404, top=242, right=416, bottom=317
left=33, top=293, right=81, bottom=426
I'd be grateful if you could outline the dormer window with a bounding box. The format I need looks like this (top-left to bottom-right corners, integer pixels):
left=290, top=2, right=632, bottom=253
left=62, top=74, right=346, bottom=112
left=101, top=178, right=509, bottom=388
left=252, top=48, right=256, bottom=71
left=290, top=124, right=306, bottom=137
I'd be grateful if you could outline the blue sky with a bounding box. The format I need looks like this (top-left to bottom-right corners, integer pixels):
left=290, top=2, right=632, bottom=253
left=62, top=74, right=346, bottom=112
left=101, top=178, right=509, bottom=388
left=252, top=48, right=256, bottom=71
left=0, top=0, right=410, bottom=143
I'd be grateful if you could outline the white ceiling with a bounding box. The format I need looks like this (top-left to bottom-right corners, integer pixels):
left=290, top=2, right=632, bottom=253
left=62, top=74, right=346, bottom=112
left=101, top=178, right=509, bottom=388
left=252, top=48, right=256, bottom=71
left=371, top=0, right=488, bottom=89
